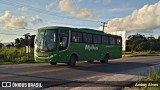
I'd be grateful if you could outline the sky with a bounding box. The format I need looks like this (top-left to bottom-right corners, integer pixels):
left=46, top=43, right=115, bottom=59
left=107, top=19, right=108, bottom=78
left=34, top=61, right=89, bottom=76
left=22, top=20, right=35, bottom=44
left=0, top=0, right=160, bottom=43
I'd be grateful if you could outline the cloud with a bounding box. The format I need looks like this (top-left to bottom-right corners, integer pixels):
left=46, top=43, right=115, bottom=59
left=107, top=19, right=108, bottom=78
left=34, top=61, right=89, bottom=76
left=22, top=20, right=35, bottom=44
left=108, top=3, right=134, bottom=12
left=103, top=1, right=160, bottom=33
left=0, top=11, right=42, bottom=30
left=107, top=8, right=134, bottom=12
left=18, top=6, right=29, bottom=11
left=94, top=0, right=112, bottom=5
left=46, top=2, right=56, bottom=10
left=30, top=16, right=42, bottom=25
left=58, top=0, right=93, bottom=18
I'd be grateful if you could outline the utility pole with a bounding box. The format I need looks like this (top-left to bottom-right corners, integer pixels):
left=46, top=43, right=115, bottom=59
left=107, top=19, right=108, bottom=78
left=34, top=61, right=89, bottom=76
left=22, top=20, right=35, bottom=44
left=101, top=22, right=107, bottom=32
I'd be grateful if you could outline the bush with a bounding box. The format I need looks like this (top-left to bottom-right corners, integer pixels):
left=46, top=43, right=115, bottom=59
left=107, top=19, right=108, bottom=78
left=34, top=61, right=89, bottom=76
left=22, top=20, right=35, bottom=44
left=140, top=69, right=160, bottom=90
left=149, top=69, right=160, bottom=81
left=0, top=47, right=34, bottom=64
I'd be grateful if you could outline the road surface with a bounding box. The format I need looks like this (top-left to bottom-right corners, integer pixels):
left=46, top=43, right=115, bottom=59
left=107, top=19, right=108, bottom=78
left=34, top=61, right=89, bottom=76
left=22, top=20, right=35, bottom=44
left=0, top=56, right=160, bottom=90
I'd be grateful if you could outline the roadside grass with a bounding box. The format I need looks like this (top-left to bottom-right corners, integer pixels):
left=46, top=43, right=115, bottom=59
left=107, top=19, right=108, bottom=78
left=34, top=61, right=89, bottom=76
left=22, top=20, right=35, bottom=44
left=0, top=47, right=36, bottom=65
left=0, top=59, right=45, bottom=65
left=140, top=69, right=160, bottom=90
left=0, top=61, right=14, bottom=65
left=123, top=51, right=160, bottom=57
left=125, top=69, right=160, bottom=90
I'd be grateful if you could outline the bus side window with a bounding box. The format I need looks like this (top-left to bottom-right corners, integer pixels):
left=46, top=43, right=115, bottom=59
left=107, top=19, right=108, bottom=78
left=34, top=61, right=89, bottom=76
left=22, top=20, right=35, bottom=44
left=93, top=35, right=101, bottom=44
left=59, top=30, right=69, bottom=51
left=109, top=37, right=115, bottom=45
left=83, top=33, right=92, bottom=43
left=116, top=38, right=121, bottom=45
left=60, top=37, right=68, bottom=47
left=102, top=36, right=109, bottom=45
left=71, top=31, right=82, bottom=43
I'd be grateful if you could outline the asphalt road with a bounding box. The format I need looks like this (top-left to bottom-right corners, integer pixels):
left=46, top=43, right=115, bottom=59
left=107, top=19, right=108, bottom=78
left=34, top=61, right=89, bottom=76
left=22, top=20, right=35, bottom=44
left=0, top=56, right=160, bottom=90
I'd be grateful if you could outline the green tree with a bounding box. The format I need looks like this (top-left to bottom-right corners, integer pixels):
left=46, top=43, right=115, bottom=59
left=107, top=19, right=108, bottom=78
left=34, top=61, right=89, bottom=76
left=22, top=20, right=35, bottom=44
left=15, top=33, right=35, bottom=48
left=127, top=34, right=160, bottom=52
left=0, top=43, right=3, bottom=48
left=127, top=34, right=147, bottom=51
left=15, top=38, right=21, bottom=48
left=6, top=44, right=11, bottom=48
left=158, top=36, right=160, bottom=41
left=23, top=33, right=31, bottom=45
left=30, top=35, right=35, bottom=48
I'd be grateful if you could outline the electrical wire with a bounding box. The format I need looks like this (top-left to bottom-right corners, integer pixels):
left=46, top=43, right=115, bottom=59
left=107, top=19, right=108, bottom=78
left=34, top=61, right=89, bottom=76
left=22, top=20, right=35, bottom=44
left=0, top=0, right=100, bottom=23
left=0, top=33, right=23, bottom=36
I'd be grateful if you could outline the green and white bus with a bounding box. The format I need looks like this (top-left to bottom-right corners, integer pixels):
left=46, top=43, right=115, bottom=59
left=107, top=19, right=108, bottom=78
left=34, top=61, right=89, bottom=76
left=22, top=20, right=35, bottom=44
left=34, top=26, right=122, bottom=66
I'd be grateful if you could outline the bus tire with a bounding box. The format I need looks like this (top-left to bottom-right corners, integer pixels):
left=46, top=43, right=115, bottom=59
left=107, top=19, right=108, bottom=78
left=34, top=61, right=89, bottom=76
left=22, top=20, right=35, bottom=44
left=68, top=55, right=77, bottom=66
left=100, top=54, right=109, bottom=63
left=50, top=62, right=57, bottom=65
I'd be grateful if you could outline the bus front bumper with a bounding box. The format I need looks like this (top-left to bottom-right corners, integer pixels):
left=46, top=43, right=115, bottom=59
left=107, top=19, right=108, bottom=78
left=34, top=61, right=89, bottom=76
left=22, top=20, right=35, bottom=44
left=34, top=54, right=58, bottom=62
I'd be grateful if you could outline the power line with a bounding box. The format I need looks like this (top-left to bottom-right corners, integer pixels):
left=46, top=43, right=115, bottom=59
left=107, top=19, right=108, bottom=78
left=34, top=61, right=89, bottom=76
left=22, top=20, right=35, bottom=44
left=0, top=27, right=37, bottom=36
left=44, top=20, right=99, bottom=27
left=100, top=22, right=107, bottom=31
left=0, top=0, right=100, bottom=23
left=0, top=0, right=104, bottom=36
left=0, top=33, right=23, bottom=36
left=0, top=32, right=36, bottom=36
left=0, top=1, right=98, bottom=27
left=0, top=27, right=36, bottom=31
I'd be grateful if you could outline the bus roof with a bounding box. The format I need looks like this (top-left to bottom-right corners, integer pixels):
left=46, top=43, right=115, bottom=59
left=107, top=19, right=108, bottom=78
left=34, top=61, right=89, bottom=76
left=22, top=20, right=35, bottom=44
left=38, top=26, right=121, bottom=37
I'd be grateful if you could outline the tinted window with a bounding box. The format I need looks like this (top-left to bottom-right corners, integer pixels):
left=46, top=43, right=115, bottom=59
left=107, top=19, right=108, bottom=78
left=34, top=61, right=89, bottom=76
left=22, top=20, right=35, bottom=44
left=59, top=30, right=69, bottom=51
left=116, top=38, right=121, bottom=45
left=83, top=33, right=92, bottom=43
left=93, top=35, right=101, bottom=44
left=102, top=36, right=109, bottom=44
left=71, top=31, right=82, bottom=43
left=109, top=37, right=115, bottom=45
left=88, top=34, right=92, bottom=43
left=60, top=30, right=69, bottom=37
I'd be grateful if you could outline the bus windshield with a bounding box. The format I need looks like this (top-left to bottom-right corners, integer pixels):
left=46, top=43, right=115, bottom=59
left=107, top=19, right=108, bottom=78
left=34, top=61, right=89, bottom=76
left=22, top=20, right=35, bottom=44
left=35, top=30, right=57, bottom=51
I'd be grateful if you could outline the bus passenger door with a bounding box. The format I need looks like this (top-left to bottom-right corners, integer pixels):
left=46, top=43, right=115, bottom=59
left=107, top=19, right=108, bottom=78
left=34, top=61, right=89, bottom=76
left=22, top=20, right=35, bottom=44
left=58, top=30, right=70, bottom=62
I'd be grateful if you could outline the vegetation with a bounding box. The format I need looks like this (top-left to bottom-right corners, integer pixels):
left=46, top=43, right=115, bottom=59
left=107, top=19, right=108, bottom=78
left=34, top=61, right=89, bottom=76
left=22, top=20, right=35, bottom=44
left=123, top=51, right=160, bottom=57
left=124, top=34, right=160, bottom=57
left=125, top=70, right=160, bottom=90
left=149, top=69, right=160, bottom=81
left=0, top=33, right=36, bottom=65
left=126, top=34, right=160, bottom=52
left=0, top=47, right=34, bottom=64
left=140, top=70, right=160, bottom=90
left=1, top=33, right=160, bottom=64
left=0, top=43, right=3, bottom=48
left=11, top=33, right=35, bottom=48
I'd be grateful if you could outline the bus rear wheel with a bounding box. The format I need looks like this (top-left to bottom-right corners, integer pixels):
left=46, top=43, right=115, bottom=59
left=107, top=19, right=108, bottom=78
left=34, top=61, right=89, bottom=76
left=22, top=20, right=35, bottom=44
left=50, top=62, right=57, bottom=65
left=68, top=55, right=76, bottom=66
left=100, top=55, right=109, bottom=63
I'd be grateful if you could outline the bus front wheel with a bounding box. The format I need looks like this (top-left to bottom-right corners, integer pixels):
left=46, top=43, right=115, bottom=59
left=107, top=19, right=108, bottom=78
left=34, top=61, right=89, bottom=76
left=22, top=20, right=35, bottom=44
left=100, top=55, right=109, bottom=63
left=50, top=62, right=57, bottom=65
left=68, top=55, right=77, bottom=66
